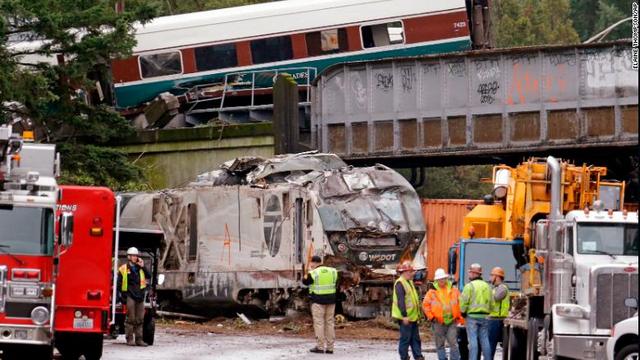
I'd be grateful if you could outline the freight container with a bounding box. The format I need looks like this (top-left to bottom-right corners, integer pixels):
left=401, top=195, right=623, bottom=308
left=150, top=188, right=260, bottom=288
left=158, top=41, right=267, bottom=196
left=421, top=199, right=482, bottom=280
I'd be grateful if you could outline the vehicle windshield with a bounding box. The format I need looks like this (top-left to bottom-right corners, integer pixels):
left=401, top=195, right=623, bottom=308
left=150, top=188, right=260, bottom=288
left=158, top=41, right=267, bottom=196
left=577, top=222, right=638, bottom=256
left=463, top=242, right=520, bottom=290
left=0, top=206, right=54, bottom=255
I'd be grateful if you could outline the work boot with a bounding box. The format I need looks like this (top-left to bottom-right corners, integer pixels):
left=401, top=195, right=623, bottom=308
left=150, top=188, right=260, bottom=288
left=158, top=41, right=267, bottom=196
left=325, top=349, right=334, bottom=354
left=135, top=339, right=149, bottom=347
left=309, top=347, right=324, bottom=353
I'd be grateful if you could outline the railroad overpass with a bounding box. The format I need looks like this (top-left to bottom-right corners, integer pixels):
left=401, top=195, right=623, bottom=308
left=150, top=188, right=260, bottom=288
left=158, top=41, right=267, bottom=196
left=310, top=41, right=638, bottom=168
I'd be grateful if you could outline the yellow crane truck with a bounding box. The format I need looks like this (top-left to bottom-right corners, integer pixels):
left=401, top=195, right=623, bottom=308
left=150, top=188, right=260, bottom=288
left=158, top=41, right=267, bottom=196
left=448, top=157, right=638, bottom=360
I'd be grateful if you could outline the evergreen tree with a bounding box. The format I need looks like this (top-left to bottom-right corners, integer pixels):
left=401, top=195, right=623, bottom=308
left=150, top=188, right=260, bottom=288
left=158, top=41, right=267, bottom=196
left=0, top=0, right=156, bottom=189
left=494, top=0, right=580, bottom=47
left=571, top=0, right=632, bottom=42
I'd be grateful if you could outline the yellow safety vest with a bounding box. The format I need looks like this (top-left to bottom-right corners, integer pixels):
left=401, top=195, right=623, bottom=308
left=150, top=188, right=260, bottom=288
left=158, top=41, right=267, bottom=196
left=119, top=264, right=147, bottom=292
left=392, top=276, right=421, bottom=322
left=309, top=266, right=337, bottom=295
left=460, top=279, right=491, bottom=318
left=489, top=283, right=510, bottom=318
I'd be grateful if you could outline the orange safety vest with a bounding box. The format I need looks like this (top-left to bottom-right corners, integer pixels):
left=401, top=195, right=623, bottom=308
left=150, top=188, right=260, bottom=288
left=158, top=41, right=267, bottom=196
left=422, top=281, right=463, bottom=325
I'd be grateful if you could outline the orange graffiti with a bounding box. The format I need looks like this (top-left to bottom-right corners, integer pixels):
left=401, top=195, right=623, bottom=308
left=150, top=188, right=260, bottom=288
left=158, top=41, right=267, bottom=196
left=222, top=223, right=232, bottom=264
left=507, top=63, right=568, bottom=104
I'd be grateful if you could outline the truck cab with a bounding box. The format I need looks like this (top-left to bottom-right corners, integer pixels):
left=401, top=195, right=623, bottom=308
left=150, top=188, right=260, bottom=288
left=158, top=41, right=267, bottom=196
left=0, top=126, right=68, bottom=359
left=549, top=209, right=638, bottom=359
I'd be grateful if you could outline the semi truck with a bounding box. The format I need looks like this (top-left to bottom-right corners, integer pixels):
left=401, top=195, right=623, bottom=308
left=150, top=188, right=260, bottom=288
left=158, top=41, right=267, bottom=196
left=448, top=157, right=638, bottom=360
left=0, top=125, right=118, bottom=359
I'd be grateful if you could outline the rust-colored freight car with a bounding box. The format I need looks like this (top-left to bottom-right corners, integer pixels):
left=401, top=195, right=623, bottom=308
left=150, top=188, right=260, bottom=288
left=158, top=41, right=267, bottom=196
left=421, top=199, right=482, bottom=279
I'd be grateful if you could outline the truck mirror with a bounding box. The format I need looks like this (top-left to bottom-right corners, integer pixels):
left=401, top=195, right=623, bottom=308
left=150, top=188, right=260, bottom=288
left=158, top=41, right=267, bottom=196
left=535, top=222, right=548, bottom=250
left=60, top=212, right=74, bottom=247
left=157, top=274, right=165, bottom=286
left=624, top=297, right=638, bottom=309
left=447, top=246, right=457, bottom=276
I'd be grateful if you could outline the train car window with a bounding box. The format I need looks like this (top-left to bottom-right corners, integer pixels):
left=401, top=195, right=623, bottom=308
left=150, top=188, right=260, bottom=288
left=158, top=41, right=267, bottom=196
left=194, top=43, right=238, bottom=71
left=188, top=204, right=197, bottom=261
left=306, top=28, right=348, bottom=56
left=139, top=51, right=182, bottom=78
left=250, top=36, right=293, bottom=64
left=361, top=21, right=404, bottom=48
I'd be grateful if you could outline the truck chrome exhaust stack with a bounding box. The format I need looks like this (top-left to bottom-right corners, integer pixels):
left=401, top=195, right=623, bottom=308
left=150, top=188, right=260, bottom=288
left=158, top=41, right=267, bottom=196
left=544, top=156, right=573, bottom=312
left=547, top=156, right=562, bottom=222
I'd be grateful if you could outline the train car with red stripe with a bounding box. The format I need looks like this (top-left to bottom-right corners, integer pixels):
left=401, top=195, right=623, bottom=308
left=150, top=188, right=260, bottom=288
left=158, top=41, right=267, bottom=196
left=110, top=0, right=475, bottom=114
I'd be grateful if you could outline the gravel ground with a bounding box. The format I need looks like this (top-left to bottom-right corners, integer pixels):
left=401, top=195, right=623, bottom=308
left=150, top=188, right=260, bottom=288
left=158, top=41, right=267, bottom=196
left=102, top=327, right=448, bottom=360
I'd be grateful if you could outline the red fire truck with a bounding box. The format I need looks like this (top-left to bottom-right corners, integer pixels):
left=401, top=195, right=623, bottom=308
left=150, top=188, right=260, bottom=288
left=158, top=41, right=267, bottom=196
left=0, top=125, right=117, bottom=359
left=54, top=185, right=116, bottom=359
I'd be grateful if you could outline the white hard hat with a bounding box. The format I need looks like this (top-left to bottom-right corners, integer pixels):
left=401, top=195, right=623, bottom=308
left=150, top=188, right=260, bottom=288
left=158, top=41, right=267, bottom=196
left=434, top=268, right=449, bottom=281
left=127, top=247, right=139, bottom=256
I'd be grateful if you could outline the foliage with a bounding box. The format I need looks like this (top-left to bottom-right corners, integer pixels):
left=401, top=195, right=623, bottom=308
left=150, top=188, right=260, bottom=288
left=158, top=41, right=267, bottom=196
left=0, top=0, right=156, bottom=189
left=571, top=0, right=632, bottom=41
left=399, top=166, right=493, bottom=200
left=493, top=0, right=580, bottom=47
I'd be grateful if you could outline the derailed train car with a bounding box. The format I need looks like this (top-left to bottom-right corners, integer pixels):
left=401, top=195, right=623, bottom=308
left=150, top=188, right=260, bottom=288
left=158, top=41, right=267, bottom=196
left=118, top=152, right=425, bottom=318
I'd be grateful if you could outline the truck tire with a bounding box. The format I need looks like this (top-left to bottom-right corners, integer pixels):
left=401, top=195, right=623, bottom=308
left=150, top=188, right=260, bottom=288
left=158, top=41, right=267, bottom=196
left=83, top=334, right=104, bottom=360
left=506, top=325, right=526, bottom=360
left=2, top=345, right=52, bottom=360
left=616, top=344, right=639, bottom=360
left=143, top=315, right=156, bottom=345
left=501, top=325, right=510, bottom=360
left=526, top=318, right=541, bottom=360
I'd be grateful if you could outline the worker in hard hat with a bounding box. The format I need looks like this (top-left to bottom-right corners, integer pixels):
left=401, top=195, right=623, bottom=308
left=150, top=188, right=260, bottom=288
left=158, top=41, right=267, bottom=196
left=488, top=266, right=510, bottom=359
left=117, top=247, right=151, bottom=346
left=392, top=260, right=424, bottom=360
left=302, top=255, right=339, bottom=354
left=423, top=268, right=463, bottom=360
left=459, top=263, right=492, bottom=360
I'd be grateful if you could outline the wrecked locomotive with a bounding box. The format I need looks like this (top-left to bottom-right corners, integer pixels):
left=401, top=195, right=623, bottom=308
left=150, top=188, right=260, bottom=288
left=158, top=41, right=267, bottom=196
left=118, top=152, right=425, bottom=318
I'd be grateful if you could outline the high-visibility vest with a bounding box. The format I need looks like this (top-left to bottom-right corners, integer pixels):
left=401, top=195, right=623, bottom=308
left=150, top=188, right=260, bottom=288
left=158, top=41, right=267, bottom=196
left=119, top=264, right=147, bottom=292
left=309, top=266, right=337, bottom=295
left=392, top=276, right=421, bottom=322
left=460, top=279, right=491, bottom=318
left=489, top=283, right=510, bottom=318
left=422, top=281, right=462, bottom=325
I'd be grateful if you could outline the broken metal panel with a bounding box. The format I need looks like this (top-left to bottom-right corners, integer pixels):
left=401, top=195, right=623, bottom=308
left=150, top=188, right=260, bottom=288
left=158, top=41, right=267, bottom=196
left=119, top=152, right=426, bottom=316
left=312, top=42, right=638, bottom=161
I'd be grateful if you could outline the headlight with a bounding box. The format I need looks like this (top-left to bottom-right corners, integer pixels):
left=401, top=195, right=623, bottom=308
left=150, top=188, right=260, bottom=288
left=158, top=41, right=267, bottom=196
left=11, top=286, right=25, bottom=297
left=556, top=305, right=587, bottom=319
left=25, top=287, right=39, bottom=297
left=31, top=306, right=50, bottom=325
left=10, top=285, right=39, bottom=298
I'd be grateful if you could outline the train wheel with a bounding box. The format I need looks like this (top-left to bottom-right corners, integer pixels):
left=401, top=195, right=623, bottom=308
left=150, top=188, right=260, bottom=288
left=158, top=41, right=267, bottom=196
left=143, top=315, right=156, bottom=345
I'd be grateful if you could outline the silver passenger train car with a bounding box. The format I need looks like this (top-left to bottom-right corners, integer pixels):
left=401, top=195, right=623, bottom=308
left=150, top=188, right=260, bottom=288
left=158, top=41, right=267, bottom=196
left=118, top=152, right=425, bottom=318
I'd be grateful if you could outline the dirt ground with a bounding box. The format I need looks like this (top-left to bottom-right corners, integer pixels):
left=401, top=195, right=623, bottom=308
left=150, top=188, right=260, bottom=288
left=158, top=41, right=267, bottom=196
left=162, top=313, right=433, bottom=342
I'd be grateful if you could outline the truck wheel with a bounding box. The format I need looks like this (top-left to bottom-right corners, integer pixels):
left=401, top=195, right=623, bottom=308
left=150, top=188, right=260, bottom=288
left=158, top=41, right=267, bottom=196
left=507, top=325, right=526, bottom=359
left=2, top=345, right=52, bottom=360
left=143, top=315, right=156, bottom=345
left=56, top=335, right=81, bottom=359
left=83, top=334, right=104, bottom=360
left=616, top=344, right=639, bottom=360
left=526, top=318, right=541, bottom=360
left=501, top=325, right=510, bottom=360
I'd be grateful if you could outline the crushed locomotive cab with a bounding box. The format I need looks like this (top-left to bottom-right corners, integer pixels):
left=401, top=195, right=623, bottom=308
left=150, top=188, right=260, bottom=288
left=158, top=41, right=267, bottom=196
left=119, top=152, right=426, bottom=318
